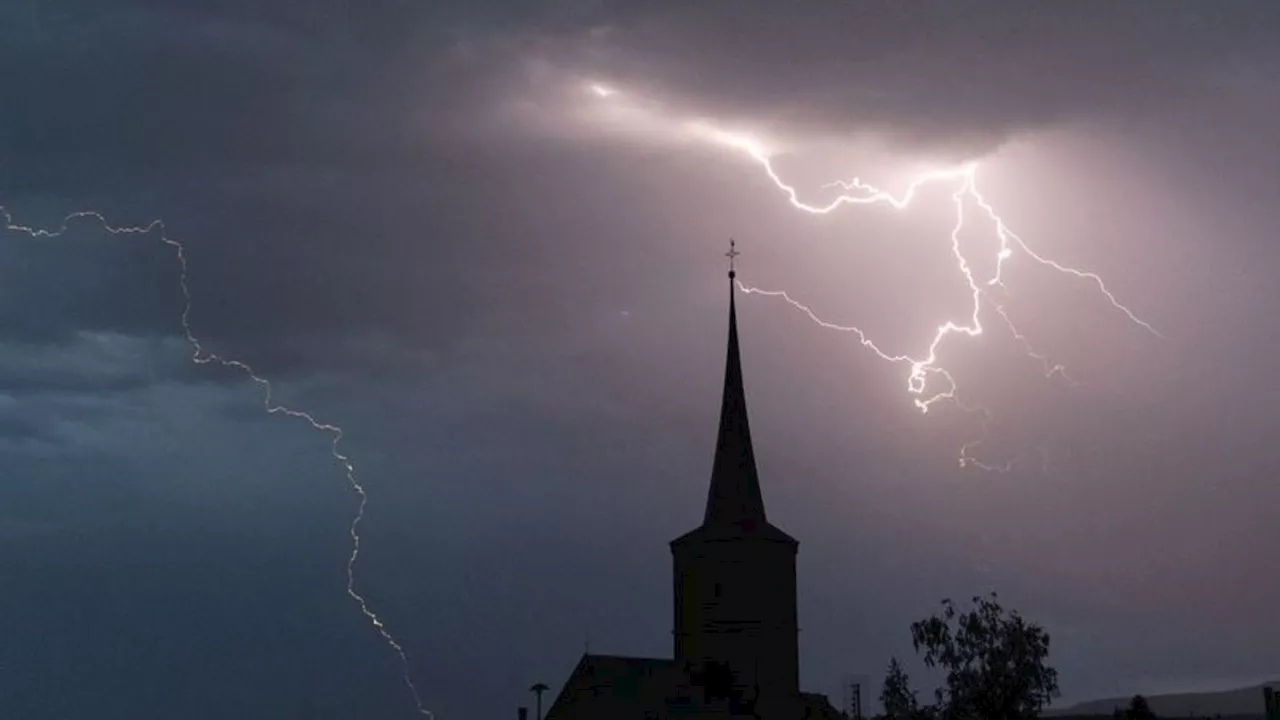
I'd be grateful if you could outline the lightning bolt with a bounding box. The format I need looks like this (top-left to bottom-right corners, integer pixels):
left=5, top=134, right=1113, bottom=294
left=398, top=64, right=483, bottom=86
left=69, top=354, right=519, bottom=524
left=1, top=207, right=433, bottom=718
left=588, top=81, right=1160, bottom=469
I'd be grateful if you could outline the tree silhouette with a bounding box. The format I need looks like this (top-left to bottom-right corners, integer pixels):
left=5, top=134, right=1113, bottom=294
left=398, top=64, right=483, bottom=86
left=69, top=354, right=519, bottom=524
left=881, top=657, right=920, bottom=720
left=1125, top=694, right=1156, bottom=720
left=909, top=593, right=1059, bottom=720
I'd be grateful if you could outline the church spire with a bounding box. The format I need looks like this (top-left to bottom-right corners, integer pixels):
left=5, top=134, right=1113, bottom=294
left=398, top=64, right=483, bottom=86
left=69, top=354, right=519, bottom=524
left=704, top=240, right=767, bottom=527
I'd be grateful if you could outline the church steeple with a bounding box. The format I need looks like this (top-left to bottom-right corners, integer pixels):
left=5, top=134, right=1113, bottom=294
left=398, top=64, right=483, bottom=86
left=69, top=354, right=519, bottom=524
left=670, top=245, right=800, bottom=715
left=704, top=241, right=767, bottom=528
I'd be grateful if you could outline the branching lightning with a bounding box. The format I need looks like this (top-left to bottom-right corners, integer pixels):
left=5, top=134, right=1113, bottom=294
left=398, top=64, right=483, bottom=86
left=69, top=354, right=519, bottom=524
left=1, top=207, right=433, bottom=718
left=585, top=80, right=1159, bottom=469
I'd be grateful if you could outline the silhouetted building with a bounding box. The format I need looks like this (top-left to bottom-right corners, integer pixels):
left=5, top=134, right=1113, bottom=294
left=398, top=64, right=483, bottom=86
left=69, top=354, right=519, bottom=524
left=1265, top=686, right=1277, bottom=720
left=544, top=267, right=843, bottom=720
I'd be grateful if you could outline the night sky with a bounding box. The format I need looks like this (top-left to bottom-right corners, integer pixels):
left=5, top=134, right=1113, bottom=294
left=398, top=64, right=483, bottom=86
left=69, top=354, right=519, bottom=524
left=3, top=2, right=1279, bottom=718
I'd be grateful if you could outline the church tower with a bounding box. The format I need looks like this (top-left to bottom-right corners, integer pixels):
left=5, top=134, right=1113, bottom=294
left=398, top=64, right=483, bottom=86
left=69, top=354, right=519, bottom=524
left=670, top=247, right=800, bottom=718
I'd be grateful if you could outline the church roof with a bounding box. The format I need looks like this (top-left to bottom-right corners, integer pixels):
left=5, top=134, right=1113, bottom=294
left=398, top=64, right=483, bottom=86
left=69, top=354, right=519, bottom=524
left=544, top=654, right=678, bottom=720
left=674, top=267, right=795, bottom=547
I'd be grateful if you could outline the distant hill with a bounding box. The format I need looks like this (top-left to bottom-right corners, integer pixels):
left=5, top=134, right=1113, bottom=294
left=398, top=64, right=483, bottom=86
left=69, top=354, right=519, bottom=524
left=1047, top=681, right=1277, bottom=718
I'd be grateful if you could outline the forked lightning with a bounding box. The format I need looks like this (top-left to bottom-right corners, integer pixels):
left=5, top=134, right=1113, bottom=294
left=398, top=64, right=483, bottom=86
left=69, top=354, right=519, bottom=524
left=587, top=81, right=1159, bottom=469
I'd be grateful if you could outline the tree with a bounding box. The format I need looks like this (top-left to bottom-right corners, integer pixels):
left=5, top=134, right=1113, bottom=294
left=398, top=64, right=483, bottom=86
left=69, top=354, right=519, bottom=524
left=1125, top=694, right=1156, bottom=720
left=909, top=593, right=1059, bottom=720
left=881, top=657, right=919, bottom=720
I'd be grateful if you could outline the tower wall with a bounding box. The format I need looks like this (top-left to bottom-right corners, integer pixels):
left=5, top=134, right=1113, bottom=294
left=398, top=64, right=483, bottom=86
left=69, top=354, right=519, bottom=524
left=672, top=536, right=799, bottom=713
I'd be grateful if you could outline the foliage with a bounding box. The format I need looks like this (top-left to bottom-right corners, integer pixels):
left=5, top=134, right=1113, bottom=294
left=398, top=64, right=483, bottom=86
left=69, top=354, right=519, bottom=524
left=1125, top=694, right=1156, bottom=720
left=881, top=657, right=920, bottom=720
left=906, top=593, right=1059, bottom=720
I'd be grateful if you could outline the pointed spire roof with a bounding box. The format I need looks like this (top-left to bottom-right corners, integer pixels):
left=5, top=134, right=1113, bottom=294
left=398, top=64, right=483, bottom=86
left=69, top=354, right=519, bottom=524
left=704, top=270, right=768, bottom=527
left=672, top=242, right=795, bottom=547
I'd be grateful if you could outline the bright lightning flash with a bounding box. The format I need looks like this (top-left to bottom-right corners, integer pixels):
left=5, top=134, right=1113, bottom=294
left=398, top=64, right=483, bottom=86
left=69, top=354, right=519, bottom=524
left=588, top=82, right=618, bottom=98
left=0, top=208, right=433, bottom=718
left=585, top=81, right=1160, bottom=470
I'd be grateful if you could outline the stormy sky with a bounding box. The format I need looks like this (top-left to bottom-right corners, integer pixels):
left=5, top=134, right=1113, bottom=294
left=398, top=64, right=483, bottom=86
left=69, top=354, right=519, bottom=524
left=2, top=2, right=1279, bottom=718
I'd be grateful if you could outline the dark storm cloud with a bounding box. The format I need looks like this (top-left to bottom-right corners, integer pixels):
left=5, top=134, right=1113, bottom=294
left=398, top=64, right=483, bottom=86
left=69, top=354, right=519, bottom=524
left=9, top=0, right=1272, bottom=380
left=434, top=2, right=1280, bottom=157
left=0, top=333, right=201, bottom=395
left=0, top=219, right=183, bottom=344
left=0, top=410, right=48, bottom=443
left=9, top=0, right=1277, bottom=185
left=0, top=0, right=471, bottom=188
left=0, top=0, right=535, bottom=377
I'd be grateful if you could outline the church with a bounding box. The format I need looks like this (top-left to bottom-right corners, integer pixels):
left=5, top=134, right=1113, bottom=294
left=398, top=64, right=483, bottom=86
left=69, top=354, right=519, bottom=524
left=543, top=258, right=845, bottom=720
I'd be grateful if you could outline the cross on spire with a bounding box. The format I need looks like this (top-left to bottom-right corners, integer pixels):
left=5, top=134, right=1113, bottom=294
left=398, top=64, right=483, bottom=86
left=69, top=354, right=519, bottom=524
left=726, top=238, right=739, bottom=279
